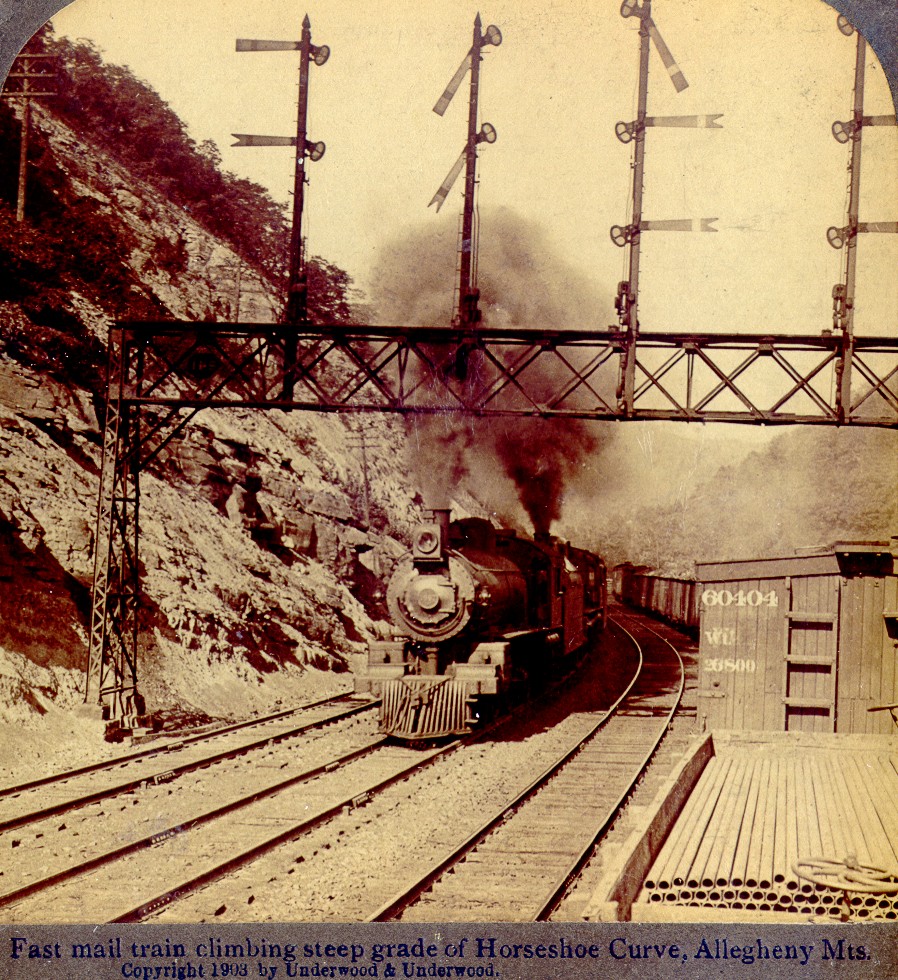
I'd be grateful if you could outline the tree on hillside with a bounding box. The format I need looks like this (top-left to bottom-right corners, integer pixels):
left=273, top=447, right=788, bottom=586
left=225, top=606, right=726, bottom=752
left=41, top=23, right=365, bottom=327
left=50, top=31, right=289, bottom=279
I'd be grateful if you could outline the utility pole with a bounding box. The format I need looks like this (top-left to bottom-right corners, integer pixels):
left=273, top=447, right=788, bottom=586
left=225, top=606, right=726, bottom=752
left=348, top=428, right=382, bottom=529
left=1, top=49, right=56, bottom=222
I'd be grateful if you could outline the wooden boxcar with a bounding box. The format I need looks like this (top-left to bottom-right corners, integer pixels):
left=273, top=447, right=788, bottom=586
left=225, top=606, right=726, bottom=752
left=695, top=540, right=898, bottom=735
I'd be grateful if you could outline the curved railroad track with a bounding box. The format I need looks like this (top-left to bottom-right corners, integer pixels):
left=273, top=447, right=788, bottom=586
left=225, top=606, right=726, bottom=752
left=148, top=615, right=685, bottom=922
left=370, top=613, right=685, bottom=921
left=3, top=614, right=690, bottom=923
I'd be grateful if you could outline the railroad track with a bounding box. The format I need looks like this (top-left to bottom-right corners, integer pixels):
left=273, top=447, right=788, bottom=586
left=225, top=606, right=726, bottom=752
left=4, top=615, right=688, bottom=923
left=5, top=650, right=606, bottom=923
left=370, top=614, right=686, bottom=922
left=0, top=692, right=376, bottom=834
left=1, top=719, right=473, bottom=922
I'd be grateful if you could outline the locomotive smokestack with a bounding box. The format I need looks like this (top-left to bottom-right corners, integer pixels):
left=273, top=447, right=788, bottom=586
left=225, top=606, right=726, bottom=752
left=430, top=507, right=451, bottom=553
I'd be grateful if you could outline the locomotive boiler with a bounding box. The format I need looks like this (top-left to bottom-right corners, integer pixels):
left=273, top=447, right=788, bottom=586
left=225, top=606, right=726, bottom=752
left=356, top=510, right=607, bottom=739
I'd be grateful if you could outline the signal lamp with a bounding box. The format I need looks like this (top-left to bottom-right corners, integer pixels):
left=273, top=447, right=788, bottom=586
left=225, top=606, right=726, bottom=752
left=483, top=25, right=502, bottom=46
left=615, top=120, right=636, bottom=143
left=827, top=226, right=847, bottom=249
left=312, top=44, right=330, bottom=66
left=477, top=122, right=498, bottom=144
left=306, top=140, right=326, bottom=161
left=832, top=120, right=854, bottom=144
left=837, top=15, right=854, bottom=37
left=620, top=0, right=643, bottom=19
left=610, top=224, right=635, bottom=247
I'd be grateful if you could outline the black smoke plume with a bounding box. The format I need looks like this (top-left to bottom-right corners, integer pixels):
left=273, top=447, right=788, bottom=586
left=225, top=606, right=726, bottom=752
left=371, top=208, right=613, bottom=535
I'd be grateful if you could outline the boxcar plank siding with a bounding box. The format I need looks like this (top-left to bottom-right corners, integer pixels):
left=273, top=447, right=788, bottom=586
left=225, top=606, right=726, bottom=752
left=696, top=544, right=897, bottom=735
left=766, top=581, right=788, bottom=731
left=858, top=579, right=874, bottom=710
left=879, top=576, right=898, bottom=733
left=839, top=579, right=859, bottom=718
left=733, top=583, right=748, bottom=730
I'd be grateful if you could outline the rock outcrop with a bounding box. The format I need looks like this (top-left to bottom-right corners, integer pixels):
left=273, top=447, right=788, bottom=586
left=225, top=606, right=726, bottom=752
left=0, top=103, right=420, bottom=750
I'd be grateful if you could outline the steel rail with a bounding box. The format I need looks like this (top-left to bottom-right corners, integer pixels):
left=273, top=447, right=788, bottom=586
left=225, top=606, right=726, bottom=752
left=96, top=651, right=603, bottom=923
left=0, top=697, right=377, bottom=834
left=0, top=737, right=388, bottom=911
left=0, top=692, right=363, bottom=799
left=535, top=614, right=686, bottom=920
left=112, top=737, right=469, bottom=923
left=366, top=618, right=653, bottom=921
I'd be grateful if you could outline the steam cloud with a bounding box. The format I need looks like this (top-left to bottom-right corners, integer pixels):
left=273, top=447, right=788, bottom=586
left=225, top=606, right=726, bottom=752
left=371, top=208, right=613, bottom=535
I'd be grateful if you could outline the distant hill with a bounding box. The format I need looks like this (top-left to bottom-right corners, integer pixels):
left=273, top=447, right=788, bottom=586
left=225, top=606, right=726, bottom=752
left=563, top=426, right=897, bottom=577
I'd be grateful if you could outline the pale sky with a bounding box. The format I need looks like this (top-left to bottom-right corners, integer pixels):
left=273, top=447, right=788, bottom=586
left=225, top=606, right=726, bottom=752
left=9, top=0, right=898, bottom=334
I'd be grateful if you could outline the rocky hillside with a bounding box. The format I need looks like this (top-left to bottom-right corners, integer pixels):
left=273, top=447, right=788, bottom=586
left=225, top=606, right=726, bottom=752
left=0, top=84, right=420, bottom=769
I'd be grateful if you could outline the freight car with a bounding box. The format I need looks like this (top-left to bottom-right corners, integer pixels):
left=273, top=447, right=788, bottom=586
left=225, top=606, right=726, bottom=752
left=356, top=510, right=607, bottom=739
left=614, top=563, right=699, bottom=633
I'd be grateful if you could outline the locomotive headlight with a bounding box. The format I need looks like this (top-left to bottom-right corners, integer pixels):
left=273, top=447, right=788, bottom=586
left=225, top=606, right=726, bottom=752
left=476, top=586, right=492, bottom=604
left=417, top=530, right=439, bottom=553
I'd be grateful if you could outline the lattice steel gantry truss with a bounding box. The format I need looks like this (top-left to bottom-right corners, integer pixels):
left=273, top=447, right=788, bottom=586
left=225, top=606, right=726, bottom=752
left=86, top=320, right=898, bottom=728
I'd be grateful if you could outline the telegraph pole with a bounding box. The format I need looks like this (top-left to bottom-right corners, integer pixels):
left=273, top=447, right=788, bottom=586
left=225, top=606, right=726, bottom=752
left=1, top=50, right=56, bottom=222
left=17, top=98, right=29, bottom=222
left=348, top=428, right=382, bottom=528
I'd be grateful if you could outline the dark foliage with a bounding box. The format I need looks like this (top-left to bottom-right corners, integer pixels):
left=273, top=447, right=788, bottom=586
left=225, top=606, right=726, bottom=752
left=46, top=28, right=290, bottom=281
left=0, top=22, right=364, bottom=400
left=306, top=257, right=364, bottom=325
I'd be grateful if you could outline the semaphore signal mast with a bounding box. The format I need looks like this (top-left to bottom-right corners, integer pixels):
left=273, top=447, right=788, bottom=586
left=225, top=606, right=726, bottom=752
left=827, top=13, right=898, bottom=418
left=429, top=13, right=502, bottom=331
left=612, top=0, right=721, bottom=415
left=233, top=15, right=329, bottom=398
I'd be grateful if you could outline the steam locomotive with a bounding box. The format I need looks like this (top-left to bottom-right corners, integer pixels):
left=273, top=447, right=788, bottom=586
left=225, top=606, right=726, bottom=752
left=356, top=510, right=607, bottom=739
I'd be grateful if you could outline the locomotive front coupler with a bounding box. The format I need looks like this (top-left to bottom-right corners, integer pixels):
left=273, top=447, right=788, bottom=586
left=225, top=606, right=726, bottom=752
left=408, top=643, right=440, bottom=677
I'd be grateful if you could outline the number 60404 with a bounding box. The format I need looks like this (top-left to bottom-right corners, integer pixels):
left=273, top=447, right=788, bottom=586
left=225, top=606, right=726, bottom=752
left=701, top=589, right=778, bottom=608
